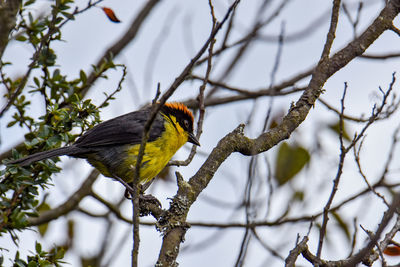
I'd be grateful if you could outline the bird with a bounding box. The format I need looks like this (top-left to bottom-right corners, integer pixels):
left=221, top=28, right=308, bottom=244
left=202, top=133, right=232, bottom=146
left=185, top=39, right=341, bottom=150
left=8, top=102, right=200, bottom=186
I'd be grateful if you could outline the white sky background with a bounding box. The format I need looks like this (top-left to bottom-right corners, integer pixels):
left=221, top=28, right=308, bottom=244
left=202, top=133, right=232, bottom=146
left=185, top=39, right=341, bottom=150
left=2, top=0, right=400, bottom=266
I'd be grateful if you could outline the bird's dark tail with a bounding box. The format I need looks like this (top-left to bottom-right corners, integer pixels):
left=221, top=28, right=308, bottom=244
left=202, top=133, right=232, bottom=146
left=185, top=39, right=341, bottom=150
left=7, top=146, right=79, bottom=166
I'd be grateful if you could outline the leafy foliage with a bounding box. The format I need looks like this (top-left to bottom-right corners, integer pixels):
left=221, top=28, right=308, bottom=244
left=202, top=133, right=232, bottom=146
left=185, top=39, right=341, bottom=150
left=0, top=0, right=124, bottom=264
left=12, top=242, right=65, bottom=267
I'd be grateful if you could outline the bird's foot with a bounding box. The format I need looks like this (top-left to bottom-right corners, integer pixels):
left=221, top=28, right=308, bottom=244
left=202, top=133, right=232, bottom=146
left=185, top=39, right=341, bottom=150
left=124, top=188, right=133, bottom=199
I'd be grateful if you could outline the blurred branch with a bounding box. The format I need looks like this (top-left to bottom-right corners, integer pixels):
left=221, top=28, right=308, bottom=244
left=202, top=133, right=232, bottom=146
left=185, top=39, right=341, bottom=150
left=156, top=0, right=400, bottom=265
left=319, top=97, right=370, bottom=122
left=143, top=6, right=179, bottom=92
left=28, top=169, right=99, bottom=226
left=80, top=0, right=161, bottom=97
left=3, top=0, right=400, bottom=265
left=251, top=228, right=285, bottom=261
left=284, top=195, right=400, bottom=266
left=185, top=63, right=314, bottom=109
left=258, top=9, right=329, bottom=43
left=134, top=177, right=400, bottom=229
left=0, top=30, right=314, bottom=163
left=205, top=0, right=291, bottom=99
left=169, top=1, right=217, bottom=167
left=89, top=191, right=132, bottom=223
left=343, top=2, right=363, bottom=38
left=318, top=73, right=397, bottom=257
left=196, top=0, right=292, bottom=68
left=136, top=0, right=243, bottom=187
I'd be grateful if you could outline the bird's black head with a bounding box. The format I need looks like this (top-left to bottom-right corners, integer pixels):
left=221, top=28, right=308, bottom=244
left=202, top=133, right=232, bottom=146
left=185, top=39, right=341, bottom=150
left=161, top=103, right=200, bottom=146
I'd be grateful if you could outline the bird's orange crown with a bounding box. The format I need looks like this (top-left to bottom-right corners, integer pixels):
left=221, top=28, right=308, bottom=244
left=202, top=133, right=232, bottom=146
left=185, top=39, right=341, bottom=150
left=164, top=102, right=194, bottom=122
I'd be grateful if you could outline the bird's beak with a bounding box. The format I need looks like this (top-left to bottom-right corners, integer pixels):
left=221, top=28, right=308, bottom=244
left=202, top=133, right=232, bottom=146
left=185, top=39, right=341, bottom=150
left=188, top=133, right=200, bottom=146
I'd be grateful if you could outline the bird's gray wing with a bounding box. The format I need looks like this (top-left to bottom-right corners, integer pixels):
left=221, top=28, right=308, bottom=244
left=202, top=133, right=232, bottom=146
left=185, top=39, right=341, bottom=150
left=74, top=109, right=165, bottom=148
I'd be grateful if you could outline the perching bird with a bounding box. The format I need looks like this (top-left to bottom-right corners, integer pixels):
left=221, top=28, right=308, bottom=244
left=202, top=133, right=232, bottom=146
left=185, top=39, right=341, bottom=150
left=8, top=102, right=200, bottom=184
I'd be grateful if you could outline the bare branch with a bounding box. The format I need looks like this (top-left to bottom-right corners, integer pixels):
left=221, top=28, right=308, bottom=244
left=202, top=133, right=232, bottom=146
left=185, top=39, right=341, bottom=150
left=28, top=169, right=99, bottom=226
left=81, top=0, right=161, bottom=97
left=156, top=1, right=400, bottom=265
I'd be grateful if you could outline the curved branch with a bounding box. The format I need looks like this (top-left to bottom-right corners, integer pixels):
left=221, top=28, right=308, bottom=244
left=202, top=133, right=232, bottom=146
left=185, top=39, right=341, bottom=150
left=184, top=64, right=314, bottom=109
left=156, top=1, right=400, bottom=265
left=296, top=194, right=400, bottom=267
left=28, top=169, right=99, bottom=226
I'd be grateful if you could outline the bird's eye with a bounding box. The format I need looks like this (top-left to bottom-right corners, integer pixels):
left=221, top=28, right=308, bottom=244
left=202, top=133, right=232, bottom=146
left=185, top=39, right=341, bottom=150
left=183, top=119, right=190, bottom=129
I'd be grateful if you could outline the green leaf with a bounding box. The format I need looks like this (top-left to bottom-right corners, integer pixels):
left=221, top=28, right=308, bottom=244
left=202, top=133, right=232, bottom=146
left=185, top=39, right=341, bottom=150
left=35, top=241, right=42, bottom=254
left=81, top=256, right=98, bottom=267
left=24, top=0, right=36, bottom=6
left=37, top=259, right=52, bottom=266
left=38, top=47, right=57, bottom=66
left=14, top=259, right=27, bottom=267
left=331, top=211, right=351, bottom=241
left=328, top=120, right=351, bottom=141
left=33, top=77, right=41, bottom=87
left=7, top=120, right=17, bottom=127
left=291, top=190, right=304, bottom=202
left=53, top=69, right=61, bottom=80
left=54, top=246, right=65, bottom=260
left=274, top=142, right=310, bottom=186
left=67, top=219, right=75, bottom=240
left=69, top=93, right=80, bottom=103
left=37, top=202, right=51, bottom=237
left=38, top=124, right=51, bottom=138
left=79, top=70, right=87, bottom=84
left=46, top=136, right=61, bottom=147
left=16, top=35, right=28, bottom=42
left=25, top=138, right=40, bottom=149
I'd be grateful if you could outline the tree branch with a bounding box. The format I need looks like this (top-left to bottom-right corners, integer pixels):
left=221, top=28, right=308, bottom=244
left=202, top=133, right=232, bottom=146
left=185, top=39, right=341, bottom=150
left=155, top=0, right=400, bottom=265
left=80, top=0, right=161, bottom=97
left=0, top=0, right=21, bottom=59
left=28, top=169, right=99, bottom=226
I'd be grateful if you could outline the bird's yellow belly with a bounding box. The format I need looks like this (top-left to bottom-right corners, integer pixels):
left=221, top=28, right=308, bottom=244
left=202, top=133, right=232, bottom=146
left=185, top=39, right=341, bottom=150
left=124, top=123, right=188, bottom=183
left=86, top=116, right=189, bottom=184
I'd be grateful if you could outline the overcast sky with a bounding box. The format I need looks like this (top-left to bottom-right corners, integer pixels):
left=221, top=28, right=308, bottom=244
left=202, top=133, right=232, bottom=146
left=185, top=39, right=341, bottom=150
left=2, top=0, right=400, bottom=266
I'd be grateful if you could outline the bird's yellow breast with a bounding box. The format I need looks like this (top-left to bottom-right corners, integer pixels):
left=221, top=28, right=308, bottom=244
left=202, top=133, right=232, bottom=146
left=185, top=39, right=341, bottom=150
left=124, top=114, right=188, bottom=183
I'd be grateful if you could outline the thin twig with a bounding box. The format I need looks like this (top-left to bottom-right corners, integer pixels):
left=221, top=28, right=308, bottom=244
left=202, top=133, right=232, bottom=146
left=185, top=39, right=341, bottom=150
left=28, top=169, right=99, bottom=226
left=316, top=81, right=347, bottom=258
left=98, top=65, right=127, bottom=109
left=169, top=0, right=216, bottom=166
left=353, top=137, right=390, bottom=207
